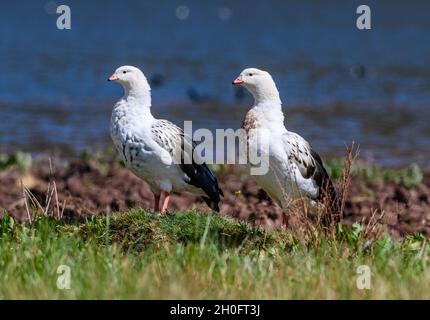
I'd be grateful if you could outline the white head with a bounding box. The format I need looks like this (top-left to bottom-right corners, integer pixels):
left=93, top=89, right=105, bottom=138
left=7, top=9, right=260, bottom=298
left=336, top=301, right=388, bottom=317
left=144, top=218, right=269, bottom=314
left=108, top=65, right=151, bottom=100
left=232, top=68, right=281, bottom=105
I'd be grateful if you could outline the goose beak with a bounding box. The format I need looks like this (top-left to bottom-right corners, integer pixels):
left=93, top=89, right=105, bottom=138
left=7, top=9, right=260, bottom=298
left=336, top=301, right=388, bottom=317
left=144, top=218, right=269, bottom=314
left=232, top=77, right=244, bottom=85
left=108, top=74, right=119, bottom=81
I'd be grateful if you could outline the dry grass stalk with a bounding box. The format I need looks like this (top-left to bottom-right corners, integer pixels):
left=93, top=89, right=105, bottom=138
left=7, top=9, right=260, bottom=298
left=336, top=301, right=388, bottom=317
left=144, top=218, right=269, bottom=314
left=20, top=158, right=63, bottom=222
left=361, top=208, right=386, bottom=240
left=21, top=180, right=32, bottom=223
left=339, top=142, right=359, bottom=221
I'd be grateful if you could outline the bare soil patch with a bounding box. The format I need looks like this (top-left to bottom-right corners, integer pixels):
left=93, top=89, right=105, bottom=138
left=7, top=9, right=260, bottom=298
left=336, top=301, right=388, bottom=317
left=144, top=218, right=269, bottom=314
left=1, top=159, right=429, bottom=238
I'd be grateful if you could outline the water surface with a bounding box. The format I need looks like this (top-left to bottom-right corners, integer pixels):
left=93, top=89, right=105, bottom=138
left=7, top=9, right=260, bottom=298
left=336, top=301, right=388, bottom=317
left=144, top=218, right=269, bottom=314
left=0, top=0, right=429, bottom=167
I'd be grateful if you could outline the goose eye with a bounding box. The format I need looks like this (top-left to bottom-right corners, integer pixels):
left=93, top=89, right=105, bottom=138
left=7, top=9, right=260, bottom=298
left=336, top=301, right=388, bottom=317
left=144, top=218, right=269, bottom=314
left=249, top=73, right=253, bottom=76
left=123, top=71, right=127, bottom=74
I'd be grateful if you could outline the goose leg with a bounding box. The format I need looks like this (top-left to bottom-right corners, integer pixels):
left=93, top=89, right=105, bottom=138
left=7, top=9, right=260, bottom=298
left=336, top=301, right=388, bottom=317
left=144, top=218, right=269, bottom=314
left=281, top=213, right=289, bottom=230
left=160, top=192, right=171, bottom=215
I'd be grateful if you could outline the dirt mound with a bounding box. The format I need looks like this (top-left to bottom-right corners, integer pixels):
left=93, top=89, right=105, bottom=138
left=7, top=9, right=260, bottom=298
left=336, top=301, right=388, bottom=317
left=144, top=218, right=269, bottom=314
left=1, top=159, right=430, bottom=238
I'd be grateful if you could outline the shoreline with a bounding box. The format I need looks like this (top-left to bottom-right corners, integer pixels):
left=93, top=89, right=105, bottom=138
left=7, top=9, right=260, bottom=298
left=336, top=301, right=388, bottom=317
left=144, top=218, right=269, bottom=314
left=1, top=99, right=430, bottom=170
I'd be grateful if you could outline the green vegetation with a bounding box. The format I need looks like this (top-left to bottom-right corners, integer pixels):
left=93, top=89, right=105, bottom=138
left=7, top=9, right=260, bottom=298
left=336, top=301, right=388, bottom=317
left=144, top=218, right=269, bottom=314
left=0, top=210, right=429, bottom=299
left=0, top=151, right=32, bottom=171
left=358, top=163, right=424, bottom=188
left=325, top=159, right=423, bottom=188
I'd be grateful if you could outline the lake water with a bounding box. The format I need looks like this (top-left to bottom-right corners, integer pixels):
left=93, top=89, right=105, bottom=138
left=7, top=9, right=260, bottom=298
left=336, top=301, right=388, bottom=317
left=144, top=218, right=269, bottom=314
left=1, top=0, right=429, bottom=167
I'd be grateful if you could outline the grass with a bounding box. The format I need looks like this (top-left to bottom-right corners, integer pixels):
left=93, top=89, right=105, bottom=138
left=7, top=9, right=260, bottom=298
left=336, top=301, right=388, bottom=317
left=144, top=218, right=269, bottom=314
left=0, top=209, right=429, bottom=299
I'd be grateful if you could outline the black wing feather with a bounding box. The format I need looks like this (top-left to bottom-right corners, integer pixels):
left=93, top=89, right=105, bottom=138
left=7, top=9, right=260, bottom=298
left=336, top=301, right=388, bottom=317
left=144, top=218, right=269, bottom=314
left=310, top=149, right=343, bottom=218
left=179, top=136, right=223, bottom=211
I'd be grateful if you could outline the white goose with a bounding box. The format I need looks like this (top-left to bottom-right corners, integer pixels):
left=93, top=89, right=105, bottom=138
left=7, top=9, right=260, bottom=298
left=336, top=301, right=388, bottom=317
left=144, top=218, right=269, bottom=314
left=108, top=65, right=223, bottom=214
left=232, top=68, right=340, bottom=227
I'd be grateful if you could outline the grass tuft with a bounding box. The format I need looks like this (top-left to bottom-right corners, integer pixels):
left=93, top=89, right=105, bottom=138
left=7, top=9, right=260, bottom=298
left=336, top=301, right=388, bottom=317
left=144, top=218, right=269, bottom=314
left=74, top=210, right=292, bottom=253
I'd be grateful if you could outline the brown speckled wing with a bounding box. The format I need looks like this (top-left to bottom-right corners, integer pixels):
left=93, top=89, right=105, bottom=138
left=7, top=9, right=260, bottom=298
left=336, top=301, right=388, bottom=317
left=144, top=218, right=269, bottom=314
left=283, top=132, right=324, bottom=185
left=151, top=119, right=184, bottom=156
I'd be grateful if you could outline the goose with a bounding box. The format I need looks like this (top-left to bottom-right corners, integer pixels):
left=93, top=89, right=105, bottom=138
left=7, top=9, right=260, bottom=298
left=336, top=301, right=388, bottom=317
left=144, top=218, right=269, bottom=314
left=108, top=65, right=223, bottom=214
left=232, top=67, right=341, bottom=227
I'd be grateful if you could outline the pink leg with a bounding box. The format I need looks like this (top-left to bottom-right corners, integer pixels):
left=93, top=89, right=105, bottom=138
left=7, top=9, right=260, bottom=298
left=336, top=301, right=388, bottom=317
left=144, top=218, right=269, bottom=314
left=154, top=194, right=161, bottom=212
left=160, top=192, right=170, bottom=215
left=281, top=213, right=289, bottom=230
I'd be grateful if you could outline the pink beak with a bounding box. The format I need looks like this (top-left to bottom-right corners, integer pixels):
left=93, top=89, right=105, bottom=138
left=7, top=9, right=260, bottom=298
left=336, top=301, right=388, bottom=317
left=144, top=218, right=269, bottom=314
left=108, top=74, right=119, bottom=81
left=232, top=77, right=244, bottom=85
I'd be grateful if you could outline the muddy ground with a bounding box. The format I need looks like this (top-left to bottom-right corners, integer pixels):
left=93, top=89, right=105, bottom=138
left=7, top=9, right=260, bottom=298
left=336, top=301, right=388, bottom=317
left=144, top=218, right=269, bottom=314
left=1, top=158, right=430, bottom=239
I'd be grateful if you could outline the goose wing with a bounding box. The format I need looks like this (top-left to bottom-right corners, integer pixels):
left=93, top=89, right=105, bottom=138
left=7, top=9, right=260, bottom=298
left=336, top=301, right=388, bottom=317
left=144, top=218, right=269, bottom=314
left=282, top=131, right=340, bottom=206
left=151, top=119, right=224, bottom=211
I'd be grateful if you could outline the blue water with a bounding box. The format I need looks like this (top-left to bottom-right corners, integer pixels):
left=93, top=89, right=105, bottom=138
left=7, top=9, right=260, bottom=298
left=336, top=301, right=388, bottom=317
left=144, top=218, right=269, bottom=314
left=1, top=0, right=429, bottom=167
